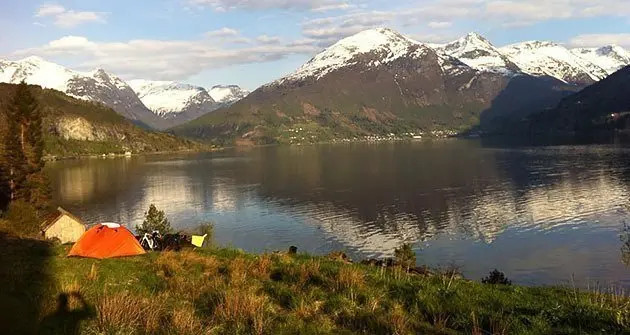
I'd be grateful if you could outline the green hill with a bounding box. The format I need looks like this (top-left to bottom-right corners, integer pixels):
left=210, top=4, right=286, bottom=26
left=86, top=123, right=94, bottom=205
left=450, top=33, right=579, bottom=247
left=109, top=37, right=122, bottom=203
left=0, top=83, right=204, bottom=157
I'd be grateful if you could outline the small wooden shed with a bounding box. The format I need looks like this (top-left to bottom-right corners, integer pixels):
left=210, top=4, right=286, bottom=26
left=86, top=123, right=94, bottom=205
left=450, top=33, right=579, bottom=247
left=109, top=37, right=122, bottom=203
left=41, top=207, right=87, bottom=244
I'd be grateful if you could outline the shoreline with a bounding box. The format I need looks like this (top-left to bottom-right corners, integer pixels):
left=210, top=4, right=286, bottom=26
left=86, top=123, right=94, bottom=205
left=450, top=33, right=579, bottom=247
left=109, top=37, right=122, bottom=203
left=43, top=147, right=223, bottom=162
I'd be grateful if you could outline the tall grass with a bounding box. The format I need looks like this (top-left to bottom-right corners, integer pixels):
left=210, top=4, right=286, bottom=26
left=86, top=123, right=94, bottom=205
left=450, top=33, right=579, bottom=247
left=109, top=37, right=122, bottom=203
left=95, top=291, right=164, bottom=333
left=7, top=240, right=630, bottom=335
left=212, top=288, right=269, bottom=334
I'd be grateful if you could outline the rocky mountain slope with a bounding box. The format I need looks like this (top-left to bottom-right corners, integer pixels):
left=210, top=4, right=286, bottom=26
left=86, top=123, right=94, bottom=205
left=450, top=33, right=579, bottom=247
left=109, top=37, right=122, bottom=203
left=0, top=83, right=202, bottom=156
left=527, top=66, right=630, bottom=135
left=172, top=28, right=576, bottom=144
left=0, top=57, right=250, bottom=130
left=209, top=85, right=250, bottom=104
left=0, top=56, right=171, bottom=129
left=498, top=41, right=608, bottom=85
left=128, top=80, right=221, bottom=125
left=435, top=33, right=521, bottom=75
left=437, top=36, right=630, bottom=85
left=571, top=45, right=630, bottom=75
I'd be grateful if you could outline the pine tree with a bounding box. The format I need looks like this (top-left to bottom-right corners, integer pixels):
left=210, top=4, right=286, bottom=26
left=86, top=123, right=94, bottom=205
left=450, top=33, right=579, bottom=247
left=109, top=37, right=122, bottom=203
left=2, top=81, right=50, bottom=212
left=3, top=82, right=29, bottom=202
left=136, top=204, right=172, bottom=235
left=23, top=84, right=50, bottom=212
left=0, top=164, right=10, bottom=212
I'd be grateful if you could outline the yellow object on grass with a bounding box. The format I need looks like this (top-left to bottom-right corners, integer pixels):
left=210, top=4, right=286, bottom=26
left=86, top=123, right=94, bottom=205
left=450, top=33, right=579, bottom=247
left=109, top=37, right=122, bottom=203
left=191, top=234, right=207, bottom=247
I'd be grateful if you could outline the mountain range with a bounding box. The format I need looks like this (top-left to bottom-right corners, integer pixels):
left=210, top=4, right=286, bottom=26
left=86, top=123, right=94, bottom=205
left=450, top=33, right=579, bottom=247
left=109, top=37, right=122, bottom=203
left=0, top=57, right=249, bottom=130
left=172, top=28, right=630, bottom=144
left=2, top=28, right=629, bottom=144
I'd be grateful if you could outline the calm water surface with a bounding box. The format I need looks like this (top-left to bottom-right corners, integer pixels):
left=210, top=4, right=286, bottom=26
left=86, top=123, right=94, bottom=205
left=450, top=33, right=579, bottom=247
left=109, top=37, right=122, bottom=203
left=46, top=140, right=630, bottom=287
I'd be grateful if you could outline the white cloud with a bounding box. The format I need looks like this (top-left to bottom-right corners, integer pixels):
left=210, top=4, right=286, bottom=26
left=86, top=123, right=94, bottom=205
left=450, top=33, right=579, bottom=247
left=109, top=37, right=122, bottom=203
left=256, top=35, right=282, bottom=44
left=36, top=4, right=65, bottom=16
left=427, top=21, right=452, bottom=29
left=206, top=27, right=240, bottom=38
left=34, top=3, right=106, bottom=28
left=483, top=0, right=630, bottom=26
left=569, top=33, right=630, bottom=48
left=14, top=35, right=319, bottom=80
left=409, top=33, right=456, bottom=44
left=189, top=0, right=354, bottom=12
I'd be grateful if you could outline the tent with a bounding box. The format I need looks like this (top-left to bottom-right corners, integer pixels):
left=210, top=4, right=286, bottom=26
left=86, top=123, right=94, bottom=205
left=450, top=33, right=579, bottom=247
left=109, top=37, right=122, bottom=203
left=68, top=223, right=146, bottom=259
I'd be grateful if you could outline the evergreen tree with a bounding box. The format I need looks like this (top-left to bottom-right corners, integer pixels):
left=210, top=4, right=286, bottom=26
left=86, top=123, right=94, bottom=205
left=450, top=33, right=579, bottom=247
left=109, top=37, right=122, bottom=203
left=0, top=164, right=10, bottom=212
left=3, top=82, right=29, bottom=202
left=23, top=84, right=50, bottom=211
left=136, top=204, right=172, bottom=234
left=2, top=81, right=50, bottom=212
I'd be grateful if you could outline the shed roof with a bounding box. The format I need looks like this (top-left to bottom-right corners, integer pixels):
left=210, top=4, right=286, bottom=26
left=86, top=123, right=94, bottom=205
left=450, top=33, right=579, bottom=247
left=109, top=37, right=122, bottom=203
left=41, top=207, right=87, bottom=232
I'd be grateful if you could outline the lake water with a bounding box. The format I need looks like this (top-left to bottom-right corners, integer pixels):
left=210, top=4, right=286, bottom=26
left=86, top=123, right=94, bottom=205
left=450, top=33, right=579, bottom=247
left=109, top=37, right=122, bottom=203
left=46, top=140, right=630, bottom=287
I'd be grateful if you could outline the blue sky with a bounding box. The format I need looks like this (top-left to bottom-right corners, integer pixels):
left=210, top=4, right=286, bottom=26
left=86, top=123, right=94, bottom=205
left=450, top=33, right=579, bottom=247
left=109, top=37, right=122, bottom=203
left=2, top=0, right=630, bottom=90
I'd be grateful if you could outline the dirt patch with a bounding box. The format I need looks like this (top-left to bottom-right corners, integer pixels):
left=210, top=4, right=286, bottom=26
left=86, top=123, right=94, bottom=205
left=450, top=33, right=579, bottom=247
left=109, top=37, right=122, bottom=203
left=302, top=103, right=321, bottom=117
left=362, top=106, right=380, bottom=122
left=235, top=138, right=255, bottom=147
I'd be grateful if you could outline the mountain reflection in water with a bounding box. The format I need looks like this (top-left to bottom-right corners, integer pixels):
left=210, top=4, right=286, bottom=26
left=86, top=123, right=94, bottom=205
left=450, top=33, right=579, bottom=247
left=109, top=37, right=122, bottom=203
left=46, top=141, right=630, bottom=287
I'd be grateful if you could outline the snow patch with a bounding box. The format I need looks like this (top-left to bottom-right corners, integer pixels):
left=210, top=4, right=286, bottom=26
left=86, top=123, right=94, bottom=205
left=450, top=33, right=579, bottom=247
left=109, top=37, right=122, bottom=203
left=500, top=41, right=609, bottom=82
left=277, top=27, right=423, bottom=83
left=438, top=33, right=519, bottom=75
left=129, top=79, right=215, bottom=116
left=571, top=45, right=630, bottom=75
left=209, top=85, right=249, bottom=104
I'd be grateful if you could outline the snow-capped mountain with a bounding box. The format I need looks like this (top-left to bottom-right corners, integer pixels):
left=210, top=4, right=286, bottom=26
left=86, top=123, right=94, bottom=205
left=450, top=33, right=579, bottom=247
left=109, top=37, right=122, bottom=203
left=571, top=45, right=630, bottom=75
left=278, top=28, right=425, bottom=83
left=277, top=28, right=630, bottom=87
left=129, top=80, right=221, bottom=124
left=499, top=41, right=609, bottom=85
left=436, top=33, right=520, bottom=75
left=209, top=85, right=250, bottom=104
left=175, top=27, right=576, bottom=143
left=0, top=56, right=169, bottom=129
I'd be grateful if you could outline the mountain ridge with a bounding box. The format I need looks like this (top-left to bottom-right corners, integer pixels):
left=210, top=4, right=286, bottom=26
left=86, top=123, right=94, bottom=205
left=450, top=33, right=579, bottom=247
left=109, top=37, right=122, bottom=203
left=128, top=79, right=223, bottom=126
left=0, top=57, right=250, bottom=130
left=527, top=65, right=630, bottom=135
left=172, top=28, right=580, bottom=144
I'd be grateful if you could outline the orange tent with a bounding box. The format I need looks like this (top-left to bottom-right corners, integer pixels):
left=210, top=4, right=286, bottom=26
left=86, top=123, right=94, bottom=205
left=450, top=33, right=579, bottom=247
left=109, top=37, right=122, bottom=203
left=68, top=223, right=146, bottom=259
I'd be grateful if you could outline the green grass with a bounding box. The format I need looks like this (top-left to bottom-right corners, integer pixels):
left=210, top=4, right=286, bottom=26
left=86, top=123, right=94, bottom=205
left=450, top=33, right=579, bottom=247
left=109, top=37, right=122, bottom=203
left=1, top=233, right=628, bottom=335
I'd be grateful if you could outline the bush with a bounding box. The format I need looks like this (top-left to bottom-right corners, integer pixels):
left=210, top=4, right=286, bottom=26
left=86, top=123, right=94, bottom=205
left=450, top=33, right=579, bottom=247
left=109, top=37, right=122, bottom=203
left=196, top=222, right=214, bottom=245
left=394, top=243, right=416, bottom=269
left=481, top=269, right=512, bottom=285
left=136, top=204, right=172, bottom=235
left=1, top=200, right=41, bottom=237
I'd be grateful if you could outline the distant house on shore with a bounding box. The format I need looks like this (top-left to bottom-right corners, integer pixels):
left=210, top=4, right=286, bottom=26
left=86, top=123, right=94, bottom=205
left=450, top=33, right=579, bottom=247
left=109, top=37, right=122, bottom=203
left=41, top=207, right=87, bottom=244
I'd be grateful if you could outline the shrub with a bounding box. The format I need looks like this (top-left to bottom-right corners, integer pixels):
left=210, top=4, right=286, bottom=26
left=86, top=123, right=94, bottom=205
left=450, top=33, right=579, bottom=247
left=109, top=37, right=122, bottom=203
left=394, top=243, right=416, bottom=270
left=482, top=269, right=512, bottom=285
left=136, top=204, right=172, bottom=235
left=1, top=200, right=41, bottom=237
left=196, top=222, right=214, bottom=246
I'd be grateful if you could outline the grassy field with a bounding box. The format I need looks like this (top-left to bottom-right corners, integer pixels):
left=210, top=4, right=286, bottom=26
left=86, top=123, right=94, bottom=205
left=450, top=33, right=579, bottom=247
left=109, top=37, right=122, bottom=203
left=1, top=233, right=629, bottom=335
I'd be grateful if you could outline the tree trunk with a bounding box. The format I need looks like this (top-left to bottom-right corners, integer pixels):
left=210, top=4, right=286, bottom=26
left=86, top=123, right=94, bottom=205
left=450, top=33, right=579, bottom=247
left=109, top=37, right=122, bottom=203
left=9, top=167, right=15, bottom=201
left=20, top=123, right=25, bottom=152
